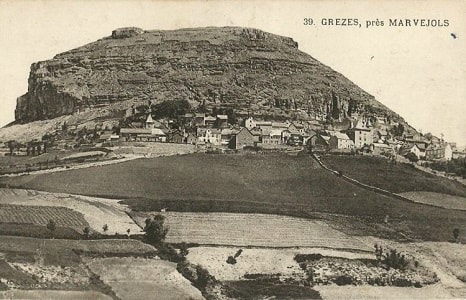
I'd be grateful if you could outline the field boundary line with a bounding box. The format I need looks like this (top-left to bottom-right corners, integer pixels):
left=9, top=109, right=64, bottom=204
left=311, top=153, right=450, bottom=210
left=174, top=243, right=374, bottom=253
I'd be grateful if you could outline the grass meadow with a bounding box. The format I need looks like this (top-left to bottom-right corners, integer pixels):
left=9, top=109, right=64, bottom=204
left=1, top=153, right=466, bottom=241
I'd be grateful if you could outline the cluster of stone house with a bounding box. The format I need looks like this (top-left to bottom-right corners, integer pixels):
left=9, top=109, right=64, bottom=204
left=308, top=118, right=458, bottom=161
left=102, top=112, right=461, bottom=160
left=400, top=140, right=454, bottom=161
left=116, top=114, right=312, bottom=150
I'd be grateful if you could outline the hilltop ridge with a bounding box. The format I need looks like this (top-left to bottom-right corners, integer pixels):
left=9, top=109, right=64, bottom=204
left=14, top=26, right=404, bottom=127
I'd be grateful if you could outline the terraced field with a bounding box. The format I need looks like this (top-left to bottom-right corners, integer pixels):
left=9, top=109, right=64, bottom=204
left=0, top=204, right=88, bottom=231
left=133, top=212, right=371, bottom=251
left=0, top=188, right=142, bottom=235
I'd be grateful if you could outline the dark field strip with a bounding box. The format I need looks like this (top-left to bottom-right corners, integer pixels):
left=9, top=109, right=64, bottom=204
left=321, top=155, right=466, bottom=197
left=1, top=153, right=466, bottom=242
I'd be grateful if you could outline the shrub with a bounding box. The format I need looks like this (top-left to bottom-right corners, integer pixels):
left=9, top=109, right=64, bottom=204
left=157, top=243, right=183, bottom=263
left=405, top=152, right=419, bottom=163
left=195, top=265, right=213, bottom=291
left=294, top=253, right=323, bottom=263
left=383, top=249, right=409, bottom=270
left=334, top=275, right=354, bottom=286
left=226, top=256, right=237, bottom=265
left=83, top=227, right=91, bottom=239
left=453, top=228, right=460, bottom=242
left=234, top=249, right=243, bottom=258
left=179, top=242, right=189, bottom=258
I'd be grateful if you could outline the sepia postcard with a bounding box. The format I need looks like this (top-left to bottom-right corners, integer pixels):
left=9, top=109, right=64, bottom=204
left=0, top=0, right=465, bottom=299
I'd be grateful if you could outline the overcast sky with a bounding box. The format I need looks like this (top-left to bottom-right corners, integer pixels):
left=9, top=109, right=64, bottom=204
left=0, top=0, right=465, bottom=146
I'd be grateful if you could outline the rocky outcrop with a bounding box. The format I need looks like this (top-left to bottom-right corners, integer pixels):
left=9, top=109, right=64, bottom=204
left=15, top=26, right=402, bottom=124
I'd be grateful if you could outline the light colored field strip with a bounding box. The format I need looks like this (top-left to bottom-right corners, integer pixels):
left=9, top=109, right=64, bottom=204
left=0, top=290, right=112, bottom=300
left=187, top=246, right=374, bottom=281
left=399, top=191, right=466, bottom=211
left=0, top=155, right=140, bottom=178
left=138, top=212, right=371, bottom=251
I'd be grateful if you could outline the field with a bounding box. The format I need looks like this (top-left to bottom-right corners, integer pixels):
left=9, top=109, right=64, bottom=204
left=419, top=242, right=466, bottom=283
left=111, top=141, right=195, bottom=156
left=0, top=235, right=158, bottom=295
left=314, top=284, right=454, bottom=299
left=0, top=188, right=142, bottom=235
left=399, top=191, right=466, bottom=210
left=321, top=155, right=466, bottom=197
left=0, top=236, right=157, bottom=266
left=85, top=257, right=204, bottom=300
left=0, top=204, right=88, bottom=233
left=1, top=153, right=466, bottom=241
left=133, top=212, right=371, bottom=250
left=0, top=154, right=466, bottom=241
left=0, top=290, right=112, bottom=300
left=187, top=247, right=374, bottom=281
left=226, top=281, right=322, bottom=299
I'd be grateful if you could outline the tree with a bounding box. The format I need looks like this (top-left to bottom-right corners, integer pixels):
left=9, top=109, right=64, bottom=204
left=405, top=152, right=419, bottom=163
left=179, top=242, right=189, bottom=258
left=6, top=140, right=16, bottom=155
left=391, top=124, right=405, bottom=137
left=143, top=215, right=169, bottom=245
left=453, top=228, right=460, bottom=243
left=47, top=219, right=56, bottom=239
left=83, top=226, right=91, bottom=239
left=152, top=99, right=191, bottom=120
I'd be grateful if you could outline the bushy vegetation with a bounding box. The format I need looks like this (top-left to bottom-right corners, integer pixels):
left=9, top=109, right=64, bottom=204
left=176, top=261, right=217, bottom=295
left=423, top=158, right=466, bottom=178
left=382, top=249, right=409, bottom=271
left=294, top=253, right=323, bottom=263
left=143, top=214, right=169, bottom=245
left=152, top=99, right=191, bottom=120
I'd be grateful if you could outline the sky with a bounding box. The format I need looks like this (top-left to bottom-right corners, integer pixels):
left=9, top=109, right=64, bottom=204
left=0, top=0, right=465, bottom=146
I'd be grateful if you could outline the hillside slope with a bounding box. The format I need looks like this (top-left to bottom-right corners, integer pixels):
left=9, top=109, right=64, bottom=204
left=14, top=26, right=403, bottom=125
left=1, top=153, right=466, bottom=242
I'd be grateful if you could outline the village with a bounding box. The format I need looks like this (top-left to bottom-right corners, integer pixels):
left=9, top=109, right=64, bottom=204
left=1, top=100, right=465, bottom=166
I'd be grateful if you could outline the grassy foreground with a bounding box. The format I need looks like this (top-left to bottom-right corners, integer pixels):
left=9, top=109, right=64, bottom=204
left=1, top=153, right=466, bottom=241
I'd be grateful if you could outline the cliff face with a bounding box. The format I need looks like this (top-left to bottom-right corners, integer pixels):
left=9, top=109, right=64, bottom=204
left=15, top=27, right=401, bottom=123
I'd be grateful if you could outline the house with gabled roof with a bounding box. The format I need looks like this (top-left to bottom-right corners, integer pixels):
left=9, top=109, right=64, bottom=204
left=372, top=142, right=395, bottom=157
left=426, top=143, right=453, bottom=161
left=347, top=119, right=373, bottom=148
left=328, top=132, right=354, bottom=150
left=230, top=127, right=255, bottom=150
left=216, top=115, right=228, bottom=128
left=194, top=113, right=206, bottom=127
